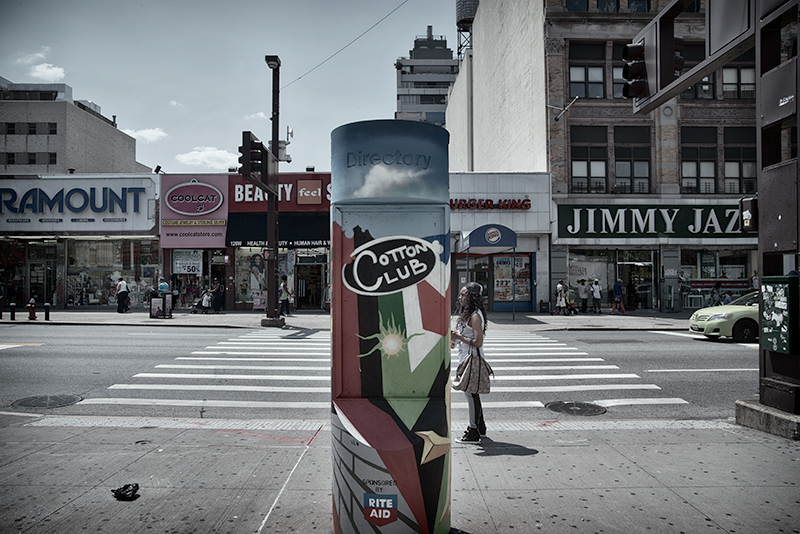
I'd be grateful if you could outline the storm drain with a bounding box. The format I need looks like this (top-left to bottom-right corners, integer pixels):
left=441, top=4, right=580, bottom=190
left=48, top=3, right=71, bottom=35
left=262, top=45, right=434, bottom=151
left=545, top=401, right=607, bottom=416
left=13, top=395, right=82, bottom=408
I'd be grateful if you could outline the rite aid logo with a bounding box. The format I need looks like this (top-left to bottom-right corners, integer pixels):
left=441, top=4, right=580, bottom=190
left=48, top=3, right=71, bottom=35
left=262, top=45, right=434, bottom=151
left=485, top=227, right=502, bottom=244
left=343, top=235, right=439, bottom=296
left=165, top=179, right=223, bottom=216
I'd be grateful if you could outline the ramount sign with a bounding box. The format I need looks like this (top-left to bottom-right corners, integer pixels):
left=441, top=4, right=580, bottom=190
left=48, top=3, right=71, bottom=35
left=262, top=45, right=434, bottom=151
left=557, top=204, right=751, bottom=239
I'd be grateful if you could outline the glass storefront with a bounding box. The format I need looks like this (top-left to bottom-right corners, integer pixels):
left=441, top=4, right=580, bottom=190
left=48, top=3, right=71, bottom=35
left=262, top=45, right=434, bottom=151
left=0, top=239, right=28, bottom=306
left=680, top=248, right=754, bottom=308
left=67, top=239, right=160, bottom=307
left=454, top=253, right=534, bottom=311
left=569, top=249, right=654, bottom=309
left=294, top=247, right=328, bottom=310
left=234, top=247, right=267, bottom=306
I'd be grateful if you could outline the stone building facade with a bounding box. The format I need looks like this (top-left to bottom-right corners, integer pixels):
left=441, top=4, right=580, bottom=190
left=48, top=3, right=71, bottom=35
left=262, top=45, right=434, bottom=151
left=447, top=0, right=759, bottom=310
left=0, top=76, right=149, bottom=175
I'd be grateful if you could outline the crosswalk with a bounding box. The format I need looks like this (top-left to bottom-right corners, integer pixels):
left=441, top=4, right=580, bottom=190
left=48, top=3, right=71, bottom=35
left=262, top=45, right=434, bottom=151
left=81, top=330, right=687, bottom=414
left=463, top=332, right=687, bottom=409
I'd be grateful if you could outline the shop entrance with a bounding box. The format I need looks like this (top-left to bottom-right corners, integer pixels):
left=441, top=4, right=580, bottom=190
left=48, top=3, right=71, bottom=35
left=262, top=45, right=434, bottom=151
left=618, top=250, right=654, bottom=310
left=295, top=264, right=324, bottom=309
left=28, top=261, right=55, bottom=305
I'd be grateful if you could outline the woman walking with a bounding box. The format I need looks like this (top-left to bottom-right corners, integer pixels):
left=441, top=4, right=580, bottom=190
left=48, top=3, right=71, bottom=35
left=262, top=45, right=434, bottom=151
left=451, top=282, right=488, bottom=444
left=210, top=278, right=223, bottom=313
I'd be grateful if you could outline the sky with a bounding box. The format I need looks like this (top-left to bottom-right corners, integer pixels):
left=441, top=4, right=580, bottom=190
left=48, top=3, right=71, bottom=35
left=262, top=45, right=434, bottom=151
left=1, top=0, right=457, bottom=174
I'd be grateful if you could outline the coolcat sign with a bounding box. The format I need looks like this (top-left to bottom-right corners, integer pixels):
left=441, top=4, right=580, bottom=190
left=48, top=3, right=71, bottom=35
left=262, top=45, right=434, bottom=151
left=557, top=203, right=756, bottom=242
left=160, top=174, right=229, bottom=248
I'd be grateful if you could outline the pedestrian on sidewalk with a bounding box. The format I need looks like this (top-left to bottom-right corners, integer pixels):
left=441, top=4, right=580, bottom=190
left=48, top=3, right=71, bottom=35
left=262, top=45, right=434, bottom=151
left=591, top=279, right=602, bottom=313
left=210, top=278, right=223, bottom=313
left=279, top=274, right=292, bottom=316
left=612, top=278, right=626, bottom=314
left=626, top=278, right=638, bottom=311
left=115, top=278, right=129, bottom=313
left=157, top=277, right=169, bottom=297
left=451, top=282, right=488, bottom=444
left=553, top=279, right=567, bottom=315
left=577, top=279, right=589, bottom=313
left=710, top=281, right=722, bottom=306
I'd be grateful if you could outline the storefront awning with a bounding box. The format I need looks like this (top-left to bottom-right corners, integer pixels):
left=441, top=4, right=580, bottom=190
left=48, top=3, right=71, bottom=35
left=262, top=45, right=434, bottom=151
left=457, top=224, right=517, bottom=254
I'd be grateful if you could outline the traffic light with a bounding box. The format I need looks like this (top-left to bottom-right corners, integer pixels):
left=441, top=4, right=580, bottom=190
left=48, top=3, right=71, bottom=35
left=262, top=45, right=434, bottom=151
left=622, top=42, right=647, bottom=98
left=238, top=131, right=256, bottom=177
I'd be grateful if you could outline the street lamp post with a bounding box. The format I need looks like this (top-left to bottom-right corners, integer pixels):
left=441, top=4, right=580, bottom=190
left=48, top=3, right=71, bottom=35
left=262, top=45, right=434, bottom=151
left=263, top=54, right=283, bottom=326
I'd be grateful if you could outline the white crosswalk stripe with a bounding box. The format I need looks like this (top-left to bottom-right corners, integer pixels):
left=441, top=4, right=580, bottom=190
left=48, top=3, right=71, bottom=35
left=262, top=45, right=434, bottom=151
left=87, top=330, right=687, bottom=415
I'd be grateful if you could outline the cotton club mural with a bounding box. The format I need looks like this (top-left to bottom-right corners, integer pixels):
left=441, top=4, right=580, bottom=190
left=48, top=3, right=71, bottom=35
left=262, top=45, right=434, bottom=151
left=330, top=120, right=451, bottom=534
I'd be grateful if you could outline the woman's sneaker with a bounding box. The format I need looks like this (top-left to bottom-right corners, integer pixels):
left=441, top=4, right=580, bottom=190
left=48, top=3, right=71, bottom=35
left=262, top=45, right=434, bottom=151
left=455, top=427, right=480, bottom=444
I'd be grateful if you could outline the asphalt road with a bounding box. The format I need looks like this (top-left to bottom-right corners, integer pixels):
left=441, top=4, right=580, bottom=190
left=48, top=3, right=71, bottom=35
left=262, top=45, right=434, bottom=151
left=0, top=324, right=759, bottom=422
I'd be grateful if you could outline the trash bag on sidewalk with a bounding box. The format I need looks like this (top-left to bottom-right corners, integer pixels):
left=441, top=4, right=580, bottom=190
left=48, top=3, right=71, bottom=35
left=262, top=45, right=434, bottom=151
left=111, top=483, right=140, bottom=500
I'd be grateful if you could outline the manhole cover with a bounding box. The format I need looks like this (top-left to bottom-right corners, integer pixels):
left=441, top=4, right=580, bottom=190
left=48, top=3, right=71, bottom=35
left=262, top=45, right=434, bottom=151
left=545, top=401, right=607, bottom=416
left=12, top=395, right=82, bottom=408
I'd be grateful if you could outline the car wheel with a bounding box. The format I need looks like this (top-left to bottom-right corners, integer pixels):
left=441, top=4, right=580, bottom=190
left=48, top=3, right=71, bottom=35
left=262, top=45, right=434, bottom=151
left=732, top=319, right=758, bottom=343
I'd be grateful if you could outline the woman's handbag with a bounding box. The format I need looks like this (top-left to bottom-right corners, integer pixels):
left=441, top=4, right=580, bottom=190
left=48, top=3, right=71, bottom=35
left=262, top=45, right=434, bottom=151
left=452, top=340, right=493, bottom=394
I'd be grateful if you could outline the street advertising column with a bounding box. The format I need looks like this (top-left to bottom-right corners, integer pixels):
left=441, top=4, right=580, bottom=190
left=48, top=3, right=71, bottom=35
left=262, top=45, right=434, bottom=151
left=330, top=120, right=451, bottom=534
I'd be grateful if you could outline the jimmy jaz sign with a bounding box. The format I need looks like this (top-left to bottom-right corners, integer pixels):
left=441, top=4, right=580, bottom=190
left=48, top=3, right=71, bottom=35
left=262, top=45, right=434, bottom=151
left=558, top=204, right=748, bottom=238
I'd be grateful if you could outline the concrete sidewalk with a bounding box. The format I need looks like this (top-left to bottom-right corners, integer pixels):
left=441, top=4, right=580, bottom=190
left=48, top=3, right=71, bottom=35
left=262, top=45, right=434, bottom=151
left=5, top=306, right=798, bottom=533
left=1, top=412, right=798, bottom=533
left=0, top=305, right=693, bottom=333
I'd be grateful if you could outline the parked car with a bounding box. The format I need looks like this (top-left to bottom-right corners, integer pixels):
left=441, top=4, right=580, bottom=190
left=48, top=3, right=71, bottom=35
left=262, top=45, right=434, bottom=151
left=688, top=291, right=760, bottom=342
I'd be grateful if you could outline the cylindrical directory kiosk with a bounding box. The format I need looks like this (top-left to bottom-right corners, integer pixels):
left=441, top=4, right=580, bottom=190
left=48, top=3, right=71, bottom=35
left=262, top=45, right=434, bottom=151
left=330, top=120, right=451, bottom=534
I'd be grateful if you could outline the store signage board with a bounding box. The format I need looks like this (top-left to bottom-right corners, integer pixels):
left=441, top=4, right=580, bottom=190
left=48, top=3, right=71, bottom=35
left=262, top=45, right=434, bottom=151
left=556, top=203, right=758, bottom=241
left=0, top=176, right=156, bottom=234
left=160, top=174, right=229, bottom=248
left=172, top=249, right=203, bottom=274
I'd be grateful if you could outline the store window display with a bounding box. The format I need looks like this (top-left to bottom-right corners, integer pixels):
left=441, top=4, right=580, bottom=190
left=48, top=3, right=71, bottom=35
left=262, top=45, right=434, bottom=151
left=235, top=248, right=267, bottom=304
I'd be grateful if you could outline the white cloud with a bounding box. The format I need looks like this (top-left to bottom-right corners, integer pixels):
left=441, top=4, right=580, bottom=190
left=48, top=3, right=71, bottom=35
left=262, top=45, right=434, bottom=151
left=245, top=111, right=269, bottom=120
left=121, top=127, right=169, bottom=143
left=17, top=46, right=51, bottom=65
left=353, top=167, right=423, bottom=198
left=169, top=100, right=183, bottom=107
left=175, top=147, right=237, bottom=171
left=28, top=63, right=65, bottom=82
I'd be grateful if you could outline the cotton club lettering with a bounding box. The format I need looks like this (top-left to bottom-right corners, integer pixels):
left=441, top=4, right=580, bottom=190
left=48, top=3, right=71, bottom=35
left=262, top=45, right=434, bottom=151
left=0, top=187, right=146, bottom=214
left=342, top=236, right=438, bottom=296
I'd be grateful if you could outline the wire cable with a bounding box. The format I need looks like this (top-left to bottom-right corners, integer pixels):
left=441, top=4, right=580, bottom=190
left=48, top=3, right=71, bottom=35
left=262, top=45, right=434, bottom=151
left=280, top=0, right=410, bottom=90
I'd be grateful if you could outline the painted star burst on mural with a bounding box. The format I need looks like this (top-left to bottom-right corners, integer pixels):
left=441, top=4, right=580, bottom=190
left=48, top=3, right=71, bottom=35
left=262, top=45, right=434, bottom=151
left=356, top=311, right=422, bottom=359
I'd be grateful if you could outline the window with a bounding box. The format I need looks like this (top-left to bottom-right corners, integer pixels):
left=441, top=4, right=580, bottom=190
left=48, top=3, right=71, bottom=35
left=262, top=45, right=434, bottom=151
left=723, top=127, right=757, bottom=194
left=614, top=126, right=651, bottom=193
left=571, top=126, right=608, bottom=193
left=570, top=66, right=605, bottom=98
left=722, top=67, right=756, bottom=98
left=598, top=0, right=619, bottom=12
left=566, top=0, right=588, bottom=11
left=681, top=127, right=717, bottom=194
left=48, top=123, right=57, bottom=135
left=684, top=0, right=701, bottom=12
left=6, top=153, right=16, bottom=165
left=722, top=50, right=756, bottom=99
left=6, top=123, right=16, bottom=135
left=49, top=152, right=57, bottom=165
left=28, top=123, right=37, bottom=135
left=27, top=152, right=37, bottom=165
left=680, top=44, right=715, bottom=99
left=569, top=43, right=605, bottom=99
left=628, top=0, right=649, bottom=12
